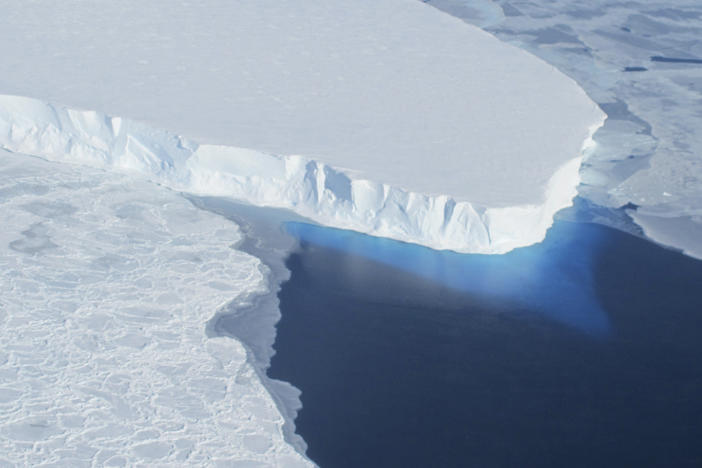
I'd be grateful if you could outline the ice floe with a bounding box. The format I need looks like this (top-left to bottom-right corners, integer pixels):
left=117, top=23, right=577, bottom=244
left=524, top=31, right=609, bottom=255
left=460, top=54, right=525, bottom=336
left=0, top=150, right=312, bottom=467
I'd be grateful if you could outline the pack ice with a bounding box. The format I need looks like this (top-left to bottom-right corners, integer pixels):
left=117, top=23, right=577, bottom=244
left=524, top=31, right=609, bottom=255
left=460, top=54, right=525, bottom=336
left=0, top=0, right=604, bottom=253
left=0, top=150, right=311, bottom=467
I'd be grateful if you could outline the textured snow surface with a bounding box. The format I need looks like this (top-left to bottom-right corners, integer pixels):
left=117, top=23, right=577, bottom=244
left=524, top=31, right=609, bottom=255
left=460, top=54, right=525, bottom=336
left=0, top=95, right=599, bottom=254
left=0, top=151, right=312, bottom=467
left=428, top=0, right=702, bottom=258
left=0, top=0, right=603, bottom=209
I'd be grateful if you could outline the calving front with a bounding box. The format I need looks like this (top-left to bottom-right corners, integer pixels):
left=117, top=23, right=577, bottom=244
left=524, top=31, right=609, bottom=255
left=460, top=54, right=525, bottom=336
left=0, top=95, right=603, bottom=254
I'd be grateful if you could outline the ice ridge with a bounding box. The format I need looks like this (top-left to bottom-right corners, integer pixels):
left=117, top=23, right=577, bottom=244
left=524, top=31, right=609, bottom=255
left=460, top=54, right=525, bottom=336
left=0, top=95, right=603, bottom=253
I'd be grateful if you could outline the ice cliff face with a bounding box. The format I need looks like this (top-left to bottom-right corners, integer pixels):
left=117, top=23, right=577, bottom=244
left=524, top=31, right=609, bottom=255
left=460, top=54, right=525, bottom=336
left=0, top=95, right=602, bottom=254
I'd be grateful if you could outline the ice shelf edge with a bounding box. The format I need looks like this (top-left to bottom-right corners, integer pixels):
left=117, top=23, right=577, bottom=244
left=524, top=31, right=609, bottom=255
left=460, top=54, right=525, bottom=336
left=0, top=94, right=605, bottom=254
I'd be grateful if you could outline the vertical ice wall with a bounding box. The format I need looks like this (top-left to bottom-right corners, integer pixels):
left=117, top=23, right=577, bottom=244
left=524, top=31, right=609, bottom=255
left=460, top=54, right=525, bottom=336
left=0, top=95, right=602, bottom=253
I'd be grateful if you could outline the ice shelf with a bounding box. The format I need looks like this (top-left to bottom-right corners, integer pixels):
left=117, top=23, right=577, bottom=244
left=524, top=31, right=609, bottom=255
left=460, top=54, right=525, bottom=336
left=0, top=2, right=610, bottom=465
left=0, top=0, right=604, bottom=252
left=426, top=0, right=702, bottom=259
left=0, top=94, right=600, bottom=254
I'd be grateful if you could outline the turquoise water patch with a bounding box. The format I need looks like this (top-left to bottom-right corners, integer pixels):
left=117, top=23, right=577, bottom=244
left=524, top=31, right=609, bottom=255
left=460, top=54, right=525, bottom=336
left=271, top=219, right=702, bottom=467
left=284, top=220, right=610, bottom=335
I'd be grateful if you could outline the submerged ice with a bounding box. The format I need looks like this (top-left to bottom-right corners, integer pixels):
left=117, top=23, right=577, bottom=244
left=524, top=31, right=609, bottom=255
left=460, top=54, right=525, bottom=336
left=285, top=220, right=611, bottom=335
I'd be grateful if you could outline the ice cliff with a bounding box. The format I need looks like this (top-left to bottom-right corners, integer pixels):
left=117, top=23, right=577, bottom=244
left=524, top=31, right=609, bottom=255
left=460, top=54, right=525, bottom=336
left=0, top=95, right=602, bottom=254
left=0, top=0, right=605, bottom=253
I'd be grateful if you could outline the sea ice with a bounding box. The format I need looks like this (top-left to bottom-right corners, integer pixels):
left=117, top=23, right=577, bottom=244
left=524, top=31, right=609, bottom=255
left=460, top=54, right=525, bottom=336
left=0, top=150, right=311, bottom=467
left=430, top=0, right=702, bottom=258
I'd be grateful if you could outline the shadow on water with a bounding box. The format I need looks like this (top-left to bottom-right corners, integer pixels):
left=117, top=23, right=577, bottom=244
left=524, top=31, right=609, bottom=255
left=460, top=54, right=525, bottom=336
left=285, top=220, right=611, bottom=336
left=269, top=220, right=702, bottom=468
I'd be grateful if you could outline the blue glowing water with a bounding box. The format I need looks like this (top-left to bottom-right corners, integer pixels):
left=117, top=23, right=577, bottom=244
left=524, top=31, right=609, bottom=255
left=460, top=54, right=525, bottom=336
left=269, top=220, right=702, bottom=468
left=285, top=219, right=610, bottom=335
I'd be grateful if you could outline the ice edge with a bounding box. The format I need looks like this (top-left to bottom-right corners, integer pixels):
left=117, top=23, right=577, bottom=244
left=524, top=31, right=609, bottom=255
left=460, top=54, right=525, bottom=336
left=0, top=94, right=605, bottom=254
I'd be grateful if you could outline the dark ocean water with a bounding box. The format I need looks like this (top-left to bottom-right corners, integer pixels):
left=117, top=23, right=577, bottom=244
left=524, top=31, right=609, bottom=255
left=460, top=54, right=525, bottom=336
left=267, top=220, right=702, bottom=468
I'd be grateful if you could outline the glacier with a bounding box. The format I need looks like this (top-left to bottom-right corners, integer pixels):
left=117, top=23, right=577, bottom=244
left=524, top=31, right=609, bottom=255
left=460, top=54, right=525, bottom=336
left=0, top=94, right=602, bottom=254
left=0, top=0, right=604, bottom=253
left=0, top=0, right=608, bottom=465
left=427, top=0, right=702, bottom=259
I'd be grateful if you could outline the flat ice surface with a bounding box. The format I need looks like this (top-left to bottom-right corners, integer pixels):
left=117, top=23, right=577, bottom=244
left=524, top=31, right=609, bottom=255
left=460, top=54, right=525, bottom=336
left=0, top=150, right=311, bottom=467
left=427, top=0, right=702, bottom=257
left=631, top=212, right=702, bottom=260
left=0, top=0, right=602, bottom=207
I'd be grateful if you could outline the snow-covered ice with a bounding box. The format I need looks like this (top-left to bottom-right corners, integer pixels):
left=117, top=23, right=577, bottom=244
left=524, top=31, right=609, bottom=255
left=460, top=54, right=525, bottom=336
left=429, top=0, right=702, bottom=258
left=0, top=1, right=610, bottom=465
left=0, top=94, right=600, bottom=254
left=630, top=211, right=702, bottom=260
left=0, top=0, right=603, bottom=253
left=0, top=150, right=311, bottom=467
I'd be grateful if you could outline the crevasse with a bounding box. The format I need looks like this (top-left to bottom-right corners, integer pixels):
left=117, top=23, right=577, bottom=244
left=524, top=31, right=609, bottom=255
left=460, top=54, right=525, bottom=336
left=0, top=94, right=603, bottom=254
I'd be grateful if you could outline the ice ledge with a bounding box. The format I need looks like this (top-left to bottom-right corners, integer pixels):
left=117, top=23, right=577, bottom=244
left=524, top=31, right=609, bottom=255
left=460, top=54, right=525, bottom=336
left=0, top=95, right=603, bottom=254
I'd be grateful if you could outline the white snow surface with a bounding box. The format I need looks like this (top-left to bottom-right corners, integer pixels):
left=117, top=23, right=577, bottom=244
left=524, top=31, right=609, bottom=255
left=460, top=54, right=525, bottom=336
left=0, top=0, right=603, bottom=244
left=0, top=150, right=312, bottom=467
left=430, top=0, right=702, bottom=259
